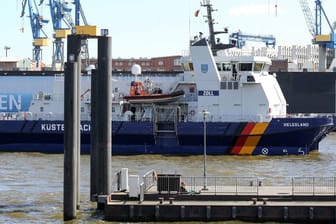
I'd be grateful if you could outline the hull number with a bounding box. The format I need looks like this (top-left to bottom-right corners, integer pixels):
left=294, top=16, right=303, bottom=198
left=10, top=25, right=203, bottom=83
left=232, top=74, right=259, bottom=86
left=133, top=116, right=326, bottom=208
left=198, top=90, right=219, bottom=96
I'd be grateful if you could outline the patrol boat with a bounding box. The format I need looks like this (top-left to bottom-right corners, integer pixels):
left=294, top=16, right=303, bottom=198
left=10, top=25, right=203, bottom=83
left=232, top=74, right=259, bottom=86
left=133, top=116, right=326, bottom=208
left=0, top=36, right=333, bottom=155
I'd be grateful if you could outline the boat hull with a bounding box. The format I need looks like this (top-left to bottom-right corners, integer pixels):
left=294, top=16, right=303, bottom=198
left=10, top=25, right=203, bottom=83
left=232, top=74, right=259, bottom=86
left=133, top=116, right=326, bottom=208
left=0, top=116, right=332, bottom=155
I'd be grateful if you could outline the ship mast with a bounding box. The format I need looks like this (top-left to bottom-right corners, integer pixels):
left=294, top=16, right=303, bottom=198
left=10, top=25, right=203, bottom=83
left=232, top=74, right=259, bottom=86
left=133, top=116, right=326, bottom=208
left=200, top=0, right=234, bottom=55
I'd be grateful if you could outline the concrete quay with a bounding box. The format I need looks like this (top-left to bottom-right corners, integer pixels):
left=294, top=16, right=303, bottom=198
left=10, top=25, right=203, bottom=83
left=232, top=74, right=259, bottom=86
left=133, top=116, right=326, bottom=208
left=104, top=187, right=336, bottom=223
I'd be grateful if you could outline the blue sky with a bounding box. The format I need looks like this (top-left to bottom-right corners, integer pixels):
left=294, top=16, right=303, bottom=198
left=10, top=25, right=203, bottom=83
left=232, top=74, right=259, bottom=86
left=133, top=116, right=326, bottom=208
left=2, top=0, right=335, bottom=65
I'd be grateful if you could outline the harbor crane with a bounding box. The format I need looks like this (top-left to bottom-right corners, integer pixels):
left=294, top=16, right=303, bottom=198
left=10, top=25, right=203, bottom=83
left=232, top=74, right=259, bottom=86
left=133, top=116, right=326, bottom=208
left=38, top=0, right=89, bottom=70
left=299, top=0, right=336, bottom=71
left=40, top=0, right=73, bottom=70
left=21, top=0, right=50, bottom=67
left=229, top=31, right=276, bottom=48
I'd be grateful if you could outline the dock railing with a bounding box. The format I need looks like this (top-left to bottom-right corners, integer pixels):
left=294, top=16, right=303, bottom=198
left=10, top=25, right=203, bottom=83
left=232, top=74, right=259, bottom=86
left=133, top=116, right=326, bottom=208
left=141, top=175, right=336, bottom=196
left=142, top=169, right=157, bottom=192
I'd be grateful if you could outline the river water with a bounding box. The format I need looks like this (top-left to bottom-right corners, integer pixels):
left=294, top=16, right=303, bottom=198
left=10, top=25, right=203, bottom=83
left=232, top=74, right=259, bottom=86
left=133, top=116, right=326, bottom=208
left=1, top=133, right=336, bottom=223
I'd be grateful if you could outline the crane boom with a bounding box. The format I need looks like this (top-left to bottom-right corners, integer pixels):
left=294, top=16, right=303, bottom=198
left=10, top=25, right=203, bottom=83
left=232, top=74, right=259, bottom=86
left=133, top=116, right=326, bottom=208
left=229, top=32, right=276, bottom=48
left=299, top=0, right=336, bottom=72
left=75, top=0, right=87, bottom=26
left=46, top=0, right=73, bottom=70
left=299, top=0, right=315, bottom=37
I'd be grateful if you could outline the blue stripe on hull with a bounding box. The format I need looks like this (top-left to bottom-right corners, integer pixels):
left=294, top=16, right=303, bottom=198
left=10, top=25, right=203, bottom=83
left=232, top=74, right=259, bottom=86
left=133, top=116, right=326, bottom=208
left=0, top=116, right=333, bottom=155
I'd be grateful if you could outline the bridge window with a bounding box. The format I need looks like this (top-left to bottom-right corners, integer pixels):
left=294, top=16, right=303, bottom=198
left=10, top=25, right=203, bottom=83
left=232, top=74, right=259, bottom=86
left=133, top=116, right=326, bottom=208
left=217, top=63, right=222, bottom=71
left=182, top=62, right=194, bottom=72
left=217, top=63, right=231, bottom=71
left=223, top=63, right=231, bottom=71
left=254, top=63, right=264, bottom=71
left=239, top=63, right=252, bottom=71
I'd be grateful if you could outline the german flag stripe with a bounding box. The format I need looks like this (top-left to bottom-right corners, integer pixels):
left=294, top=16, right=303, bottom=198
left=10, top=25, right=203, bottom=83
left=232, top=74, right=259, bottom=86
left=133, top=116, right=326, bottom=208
left=230, top=122, right=269, bottom=155
left=230, top=135, right=248, bottom=154
left=241, top=123, right=256, bottom=134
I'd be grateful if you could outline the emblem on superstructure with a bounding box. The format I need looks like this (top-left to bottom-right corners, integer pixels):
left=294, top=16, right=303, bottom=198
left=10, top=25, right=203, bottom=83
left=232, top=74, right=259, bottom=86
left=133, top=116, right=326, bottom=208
left=201, top=64, right=208, bottom=73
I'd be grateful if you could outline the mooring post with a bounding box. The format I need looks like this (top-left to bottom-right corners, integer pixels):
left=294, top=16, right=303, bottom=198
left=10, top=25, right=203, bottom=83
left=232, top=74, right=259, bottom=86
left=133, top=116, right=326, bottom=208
left=96, top=35, right=112, bottom=209
left=76, top=45, right=81, bottom=210
left=64, top=34, right=82, bottom=221
left=63, top=60, right=78, bottom=220
left=90, top=68, right=98, bottom=201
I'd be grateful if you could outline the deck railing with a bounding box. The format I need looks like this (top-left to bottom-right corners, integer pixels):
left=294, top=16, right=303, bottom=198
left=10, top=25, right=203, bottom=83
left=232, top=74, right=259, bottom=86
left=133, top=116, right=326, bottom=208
left=141, top=175, right=336, bottom=196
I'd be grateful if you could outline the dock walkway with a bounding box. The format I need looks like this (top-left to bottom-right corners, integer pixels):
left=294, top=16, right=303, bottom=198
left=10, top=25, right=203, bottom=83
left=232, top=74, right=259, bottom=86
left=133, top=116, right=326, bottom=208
left=105, top=184, right=336, bottom=222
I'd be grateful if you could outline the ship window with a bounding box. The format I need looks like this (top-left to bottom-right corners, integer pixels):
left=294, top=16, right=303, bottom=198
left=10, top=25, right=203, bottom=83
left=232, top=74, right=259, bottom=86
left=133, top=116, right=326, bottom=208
left=223, top=63, right=231, bottom=71
left=234, top=82, right=239, bottom=89
left=220, top=82, right=227, bottom=89
left=254, top=63, right=263, bottom=71
left=247, top=75, right=255, bottom=82
left=182, top=62, right=194, bottom=71
left=44, top=94, right=51, bottom=100
left=239, top=63, right=252, bottom=71
left=217, top=63, right=231, bottom=71
left=182, top=63, right=189, bottom=71
left=40, top=107, right=44, bottom=112
left=228, top=82, right=233, bottom=89
left=189, top=86, right=195, bottom=93
left=216, top=63, right=222, bottom=71
left=81, top=107, right=84, bottom=112
left=189, top=63, right=194, bottom=71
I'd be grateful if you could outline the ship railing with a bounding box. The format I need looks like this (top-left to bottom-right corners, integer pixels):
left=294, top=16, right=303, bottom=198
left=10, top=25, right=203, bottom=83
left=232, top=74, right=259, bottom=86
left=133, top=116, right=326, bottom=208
left=198, top=114, right=273, bottom=122
left=285, top=113, right=335, bottom=118
left=142, top=175, right=336, bottom=196
left=0, top=112, right=20, bottom=120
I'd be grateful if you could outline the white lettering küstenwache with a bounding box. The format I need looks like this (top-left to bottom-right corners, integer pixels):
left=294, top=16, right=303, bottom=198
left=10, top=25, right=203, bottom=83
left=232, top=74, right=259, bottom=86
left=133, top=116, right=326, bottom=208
left=41, top=123, right=91, bottom=132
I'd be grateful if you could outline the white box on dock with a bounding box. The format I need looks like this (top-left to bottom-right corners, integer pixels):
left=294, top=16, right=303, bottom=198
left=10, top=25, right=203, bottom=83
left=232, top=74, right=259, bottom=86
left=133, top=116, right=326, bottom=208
left=120, top=168, right=128, bottom=191
left=128, top=175, right=139, bottom=198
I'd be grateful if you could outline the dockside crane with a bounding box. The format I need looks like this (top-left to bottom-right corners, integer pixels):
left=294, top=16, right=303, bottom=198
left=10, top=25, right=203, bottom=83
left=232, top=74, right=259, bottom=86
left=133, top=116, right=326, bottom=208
left=21, top=0, right=50, bottom=67
left=229, top=31, right=276, bottom=48
left=39, top=0, right=89, bottom=70
left=42, top=0, right=73, bottom=70
left=299, top=0, right=336, bottom=71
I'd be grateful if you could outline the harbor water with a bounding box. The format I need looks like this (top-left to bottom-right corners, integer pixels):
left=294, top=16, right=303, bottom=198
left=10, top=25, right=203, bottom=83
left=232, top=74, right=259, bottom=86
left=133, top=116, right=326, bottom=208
left=1, top=133, right=336, bottom=223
